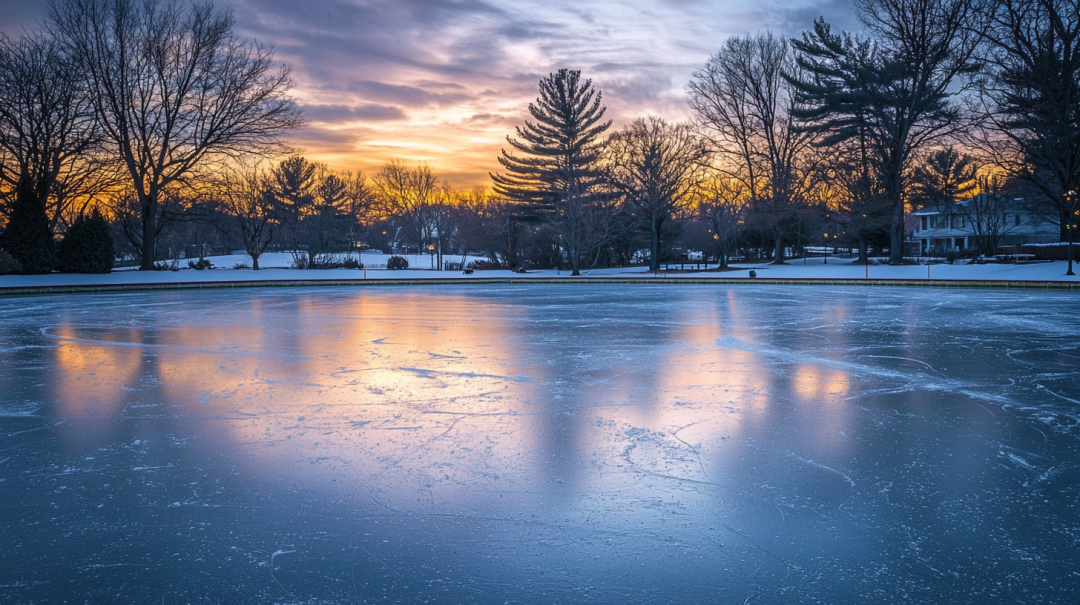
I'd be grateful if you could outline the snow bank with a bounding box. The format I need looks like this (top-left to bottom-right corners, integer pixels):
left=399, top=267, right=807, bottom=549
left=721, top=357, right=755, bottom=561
left=1, top=255, right=1078, bottom=290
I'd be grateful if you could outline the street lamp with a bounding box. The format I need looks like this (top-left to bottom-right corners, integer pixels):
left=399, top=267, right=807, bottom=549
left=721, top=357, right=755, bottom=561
left=823, top=233, right=829, bottom=264
left=1066, top=191, right=1077, bottom=276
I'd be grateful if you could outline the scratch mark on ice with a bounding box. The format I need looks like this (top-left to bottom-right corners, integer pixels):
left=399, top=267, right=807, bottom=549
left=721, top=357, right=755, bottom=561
left=788, top=452, right=855, bottom=487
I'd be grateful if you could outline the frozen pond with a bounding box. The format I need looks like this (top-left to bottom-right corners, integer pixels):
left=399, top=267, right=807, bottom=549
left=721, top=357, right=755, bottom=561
left=1, top=285, right=1078, bottom=603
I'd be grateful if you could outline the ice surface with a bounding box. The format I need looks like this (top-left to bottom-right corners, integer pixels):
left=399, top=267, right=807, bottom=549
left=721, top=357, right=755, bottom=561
left=0, top=285, right=1077, bottom=603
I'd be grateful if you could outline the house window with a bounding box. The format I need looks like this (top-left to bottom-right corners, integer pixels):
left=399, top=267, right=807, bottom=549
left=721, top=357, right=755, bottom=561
left=1015, top=214, right=1021, bottom=226
left=921, top=217, right=927, bottom=230
left=958, top=216, right=965, bottom=228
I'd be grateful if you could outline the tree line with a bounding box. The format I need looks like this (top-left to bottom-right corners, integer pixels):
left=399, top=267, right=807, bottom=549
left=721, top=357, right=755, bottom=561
left=1, top=0, right=1077, bottom=275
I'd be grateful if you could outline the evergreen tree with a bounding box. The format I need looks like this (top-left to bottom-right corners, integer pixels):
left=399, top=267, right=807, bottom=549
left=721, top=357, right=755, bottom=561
left=492, top=69, right=614, bottom=276
left=0, top=180, right=54, bottom=274
left=492, top=69, right=611, bottom=211
left=0, top=249, right=19, bottom=274
left=790, top=0, right=982, bottom=264
left=911, top=147, right=979, bottom=208
left=271, top=155, right=318, bottom=223
left=56, top=208, right=114, bottom=273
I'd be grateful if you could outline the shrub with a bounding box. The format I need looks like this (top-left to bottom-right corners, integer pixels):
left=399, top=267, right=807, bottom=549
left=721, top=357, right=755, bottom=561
left=0, top=195, right=54, bottom=274
left=0, top=249, right=22, bottom=275
left=387, top=255, right=409, bottom=270
left=467, top=260, right=503, bottom=270
left=292, top=253, right=363, bottom=269
left=153, top=260, right=180, bottom=271
left=233, top=261, right=250, bottom=269
left=187, top=258, right=214, bottom=270
left=56, top=210, right=115, bottom=273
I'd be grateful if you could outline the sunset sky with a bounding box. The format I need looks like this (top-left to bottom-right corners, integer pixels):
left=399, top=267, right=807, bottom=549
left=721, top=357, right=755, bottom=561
left=2, top=0, right=859, bottom=187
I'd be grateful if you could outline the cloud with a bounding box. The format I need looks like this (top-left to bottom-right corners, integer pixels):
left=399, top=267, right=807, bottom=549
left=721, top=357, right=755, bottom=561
left=0, top=0, right=860, bottom=187
left=343, top=81, right=472, bottom=108
left=302, top=103, right=407, bottom=123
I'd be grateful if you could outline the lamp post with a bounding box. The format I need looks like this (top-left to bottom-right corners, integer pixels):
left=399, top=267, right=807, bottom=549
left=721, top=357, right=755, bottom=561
left=823, top=233, right=829, bottom=264
left=1066, top=191, right=1076, bottom=276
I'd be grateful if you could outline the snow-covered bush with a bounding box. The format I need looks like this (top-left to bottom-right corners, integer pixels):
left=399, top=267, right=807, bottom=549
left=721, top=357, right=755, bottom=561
left=387, top=255, right=409, bottom=270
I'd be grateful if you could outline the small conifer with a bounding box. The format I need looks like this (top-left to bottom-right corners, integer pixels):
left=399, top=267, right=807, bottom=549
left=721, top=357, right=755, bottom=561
left=56, top=209, right=114, bottom=273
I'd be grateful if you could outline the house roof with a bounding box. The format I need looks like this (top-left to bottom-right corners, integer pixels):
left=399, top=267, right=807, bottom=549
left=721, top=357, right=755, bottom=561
left=912, top=195, right=1029, bottom=216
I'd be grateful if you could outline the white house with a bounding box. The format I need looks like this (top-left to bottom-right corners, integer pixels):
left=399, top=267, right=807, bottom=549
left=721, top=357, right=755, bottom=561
left=912, top=195, right=1059, bottom=254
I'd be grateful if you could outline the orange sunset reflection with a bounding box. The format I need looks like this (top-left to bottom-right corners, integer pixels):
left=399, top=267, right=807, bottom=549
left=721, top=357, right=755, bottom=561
left=44, top=288, right=864, bottom=515
left=50, top=321, right=144, bottom=450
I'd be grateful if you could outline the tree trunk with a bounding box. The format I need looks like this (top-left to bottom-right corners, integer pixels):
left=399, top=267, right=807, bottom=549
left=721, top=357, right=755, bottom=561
left=650, top=220, right=661, bottom=272
left=1067, top=218, right=1076, bottom=276
left=888, top=196, right=905, bottom=264
left=252, top=255, right=260, bottom=270
left=772, top=231, right=786, bottom=264
left=140, top=197, right=157, bottom=270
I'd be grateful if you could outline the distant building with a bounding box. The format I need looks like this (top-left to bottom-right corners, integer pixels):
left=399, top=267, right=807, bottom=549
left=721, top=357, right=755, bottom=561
left=912, top=196, right=1059, bottom=254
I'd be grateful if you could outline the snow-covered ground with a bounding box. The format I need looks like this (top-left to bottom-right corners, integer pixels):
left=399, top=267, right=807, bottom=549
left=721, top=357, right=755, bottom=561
left=1, top=251, right=1078, bottom=289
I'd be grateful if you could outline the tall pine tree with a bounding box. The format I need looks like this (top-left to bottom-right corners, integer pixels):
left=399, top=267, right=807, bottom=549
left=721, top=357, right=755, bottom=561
left=492, top=69, right=611, bottom=212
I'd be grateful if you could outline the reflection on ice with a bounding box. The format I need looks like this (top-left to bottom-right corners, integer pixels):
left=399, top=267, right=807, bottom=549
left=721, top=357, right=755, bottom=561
left=0, top=285, right=1077, bottom=603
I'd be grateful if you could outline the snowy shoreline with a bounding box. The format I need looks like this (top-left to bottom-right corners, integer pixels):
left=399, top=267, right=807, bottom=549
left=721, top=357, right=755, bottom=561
left=2, top=253, right=1079, bottom=295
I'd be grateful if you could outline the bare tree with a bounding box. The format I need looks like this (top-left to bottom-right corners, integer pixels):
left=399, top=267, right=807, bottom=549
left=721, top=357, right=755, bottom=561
left=107, top=184, right=195, bottom=265
left=958, top=173, right=1015, bottom=255
left=544, top=187, right=620, bottom=275
left=689, top=31, right=815, bottom=264
left=47, top=0, right=303, bottom=270
left=429, top=182, right=456, bottom=270
left=373, top=160, right=443, bottom=265
left=217, top=158, right=273, bottom=269
left=339, top=169, right=375, bottom=246
left=450, top=187, right=487, bottom=267
left=698, top=175, right=747, bottom=268
left=0, top=30, right=114, bottom=271
left=820, top=138, right=891, bottom=264
left=607, top=117, right=709, bottom=271
left=973, top=0, right=1080, bottom=273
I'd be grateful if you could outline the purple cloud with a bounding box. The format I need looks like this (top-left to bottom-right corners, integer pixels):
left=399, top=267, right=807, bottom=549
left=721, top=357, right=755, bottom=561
left=0, top=0, right=860, bottom=186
